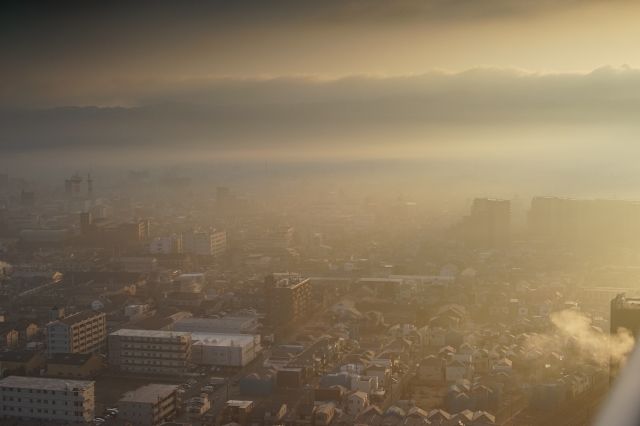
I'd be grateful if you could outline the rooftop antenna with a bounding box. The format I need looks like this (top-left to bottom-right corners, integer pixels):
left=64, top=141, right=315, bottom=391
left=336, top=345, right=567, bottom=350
left=87, top=173, right=93, bottom=197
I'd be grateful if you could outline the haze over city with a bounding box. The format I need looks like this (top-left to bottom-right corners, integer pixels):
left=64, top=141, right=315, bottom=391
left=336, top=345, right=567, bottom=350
left=1, top=2, right=640, bottom=426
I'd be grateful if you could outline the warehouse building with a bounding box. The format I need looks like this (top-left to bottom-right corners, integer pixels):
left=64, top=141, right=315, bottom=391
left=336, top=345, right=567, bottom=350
left=190, top=332, right=261, bottom=367
left=173, top=316, right=259, bottom=334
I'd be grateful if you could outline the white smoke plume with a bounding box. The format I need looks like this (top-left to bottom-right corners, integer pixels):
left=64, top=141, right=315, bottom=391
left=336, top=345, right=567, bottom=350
left=524, top=310, right=634, bottom=367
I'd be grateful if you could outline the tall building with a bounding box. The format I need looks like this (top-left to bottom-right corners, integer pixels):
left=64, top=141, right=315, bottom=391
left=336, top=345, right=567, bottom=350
left=610, top=294, right=640, bottom=380
left=108, top=329, right=192, bottom=375
left=216, top=186, right=231, bottom=204
left=87, top=173, right=93, bottom=198
left=265, top=273, right=312, bottom=327
left=20, top=190, right=35, bottom=207
left=117, top=384, right=178, bottom=426
left=0, top=376, right=95, bottom=424
left=46, top=311, right=107, bottom=357
left=149, top=234, right=182, bottom=254
left=190, top=332, right=261, bottom=367
left=64, top=173, right=83, bottom=198
left=529, top=197, right=640, bottom=247
left=182, top=229, right=227, bottom=257
left=79, top=211, right=93, bottom=235
left=463, top=198, right=510, bottom=248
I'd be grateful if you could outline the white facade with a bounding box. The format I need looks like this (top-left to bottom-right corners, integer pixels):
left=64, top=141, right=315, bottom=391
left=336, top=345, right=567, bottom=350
left=190, top=332, right=261, bottom=367
left=0, top=376, right=95, bottom=424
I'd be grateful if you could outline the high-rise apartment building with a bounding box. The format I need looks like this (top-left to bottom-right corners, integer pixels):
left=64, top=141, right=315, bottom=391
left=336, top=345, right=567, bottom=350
left=609, top=294, right=640, bottom=380
left=0, top=376, right=95, bottom=424
left=46, top=311, right=107, bottom=357
left=463, top=198, right=511, bottom=248
left=265, top=273, right=312, bottom=326
left=529, top=197, right=640, bottom=247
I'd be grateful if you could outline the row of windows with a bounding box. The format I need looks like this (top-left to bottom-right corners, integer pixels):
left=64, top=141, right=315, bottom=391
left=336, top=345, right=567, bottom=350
left=2, top=406, right=83, bottom=416
left=121, top=351, right=186, bottom=358
left=121, top=359, right=185, bottom=366
left=117, top=336, right=187, bottom=343
left=1, top=397, right=82, bottom=406
left=1, top=388, right=80, bottom=396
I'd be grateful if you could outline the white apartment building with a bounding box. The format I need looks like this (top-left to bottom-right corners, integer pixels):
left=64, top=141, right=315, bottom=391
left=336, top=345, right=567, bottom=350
left=46, top=311, right=107, bottom=357
left=108, top=329, right=192, bottom=375
left=0, top=376, right=95, bottom=424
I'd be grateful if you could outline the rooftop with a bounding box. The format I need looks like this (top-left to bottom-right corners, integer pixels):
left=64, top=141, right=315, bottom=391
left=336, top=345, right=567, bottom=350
left=0, top=376, right=93, bottom=391
left=48, top=353, right=96, bottom=366
left=191, top=332, right=256, bottom=347
left=120, top=384, right=178, bottom=403
left=57, top=310, right=104, bottom=326
left=226, top=400, right=253, bottom=409
left=0, top=351, right=41, bottom=363
left=110, top=329, right=191, bottom=338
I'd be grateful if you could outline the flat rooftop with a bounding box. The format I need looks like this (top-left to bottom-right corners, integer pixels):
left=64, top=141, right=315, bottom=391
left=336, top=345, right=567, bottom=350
left=110, top=329, right=190, bottom=338
left=191, top=332, right=257, bottom=347
left=226, top=400, right=253, bottom=409
left=175, top=316, right=256, bottom=328
left=0, top=376, right=93, bottom=391
left=120, top=384, right=178, bottom=403
left=58, top=310, right=104, bottom=326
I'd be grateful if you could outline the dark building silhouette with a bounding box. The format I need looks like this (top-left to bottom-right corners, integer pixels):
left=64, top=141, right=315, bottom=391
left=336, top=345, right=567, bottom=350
left=610, top=294, right=640, bottom=380
left=265, top=273, right=312, bottom=327
left=529, top=197, right=640, bottom=247
left=462, top=198, right=510, bottom=248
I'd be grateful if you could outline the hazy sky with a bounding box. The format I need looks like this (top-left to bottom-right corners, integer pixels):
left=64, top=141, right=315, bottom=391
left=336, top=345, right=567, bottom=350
left=3, top=1, right=640, bottom=195
left=3, top=0, right=640, bottom=106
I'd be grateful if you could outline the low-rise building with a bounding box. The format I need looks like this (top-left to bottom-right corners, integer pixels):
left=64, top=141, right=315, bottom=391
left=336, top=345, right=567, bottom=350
left=46, top=353, right=104, bottom=379
left=0, top=325, right=19, bottom=349
left=0, top=351, right=46, bottom=376
left=191, top=332, right=261, bottom=367
left=118, top=384, right=178, bottom=426
left=108, top=329, right=192, bottom=375
left=220, top=400, right=254, bottom=425
left=173, top=316, right=259, bottom=334
left=0, top=375, right=95, bottom=424
left=46, top=311, right=107, bottom=357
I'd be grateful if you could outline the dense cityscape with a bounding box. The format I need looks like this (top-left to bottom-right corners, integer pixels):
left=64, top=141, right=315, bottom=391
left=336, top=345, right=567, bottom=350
left=5, top=1, right=640, bottom=425
left=0, top=172, right=637, bottom=425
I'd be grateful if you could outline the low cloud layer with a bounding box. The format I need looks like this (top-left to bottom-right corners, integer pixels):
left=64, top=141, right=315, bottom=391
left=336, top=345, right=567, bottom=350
left=3, top=67, right=640, bottom=152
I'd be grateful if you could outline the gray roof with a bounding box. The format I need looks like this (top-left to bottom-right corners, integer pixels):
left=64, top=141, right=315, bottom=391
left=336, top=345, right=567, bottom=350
left=0, top=376, right=93, bottom=391
left=119, top=384, right=178, bottom=403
